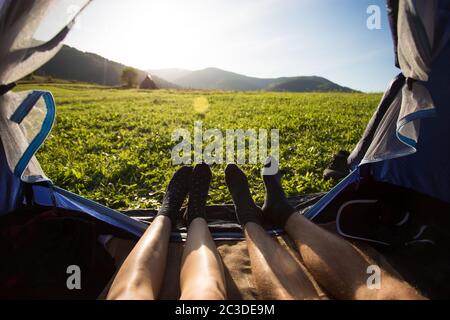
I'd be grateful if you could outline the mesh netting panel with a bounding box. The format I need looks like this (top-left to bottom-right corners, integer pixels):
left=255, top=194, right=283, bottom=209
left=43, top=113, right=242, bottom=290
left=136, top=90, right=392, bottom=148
left=361, top=81, right=436, bottom=164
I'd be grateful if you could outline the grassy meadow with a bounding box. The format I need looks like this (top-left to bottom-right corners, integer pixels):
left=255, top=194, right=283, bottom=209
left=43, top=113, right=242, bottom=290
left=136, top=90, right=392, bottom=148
left=17, top=83, right=381, bottom=210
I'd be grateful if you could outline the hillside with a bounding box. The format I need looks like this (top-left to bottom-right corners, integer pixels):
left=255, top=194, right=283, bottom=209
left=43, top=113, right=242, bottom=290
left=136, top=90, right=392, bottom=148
left=266, top=76, right=356, bottom=92
left=155, top=67, right=270, bottom=91
left=151, top=67, right=356, bottom=92
left=36, top=46, right=180, bottom=89
left=147, top=68, right=192, bottom=83
left=36, top=46, right=356, bottom=92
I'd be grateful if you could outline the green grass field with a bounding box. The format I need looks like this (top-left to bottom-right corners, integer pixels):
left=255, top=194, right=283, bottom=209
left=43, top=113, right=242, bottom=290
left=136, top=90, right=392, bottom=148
left=17, top=83, right=381, bottom=210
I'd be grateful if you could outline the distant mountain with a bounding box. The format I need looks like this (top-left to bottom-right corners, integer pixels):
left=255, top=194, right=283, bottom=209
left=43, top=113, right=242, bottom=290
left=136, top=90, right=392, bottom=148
left=36, top=46, right=356, bottom=92
left=266, top=76, right=356, bottom=93
left=36, top=46, right=180, bottom=89
left=151, top=67, right=356, bottom=92
left=170, top=67, right=272, bottom=91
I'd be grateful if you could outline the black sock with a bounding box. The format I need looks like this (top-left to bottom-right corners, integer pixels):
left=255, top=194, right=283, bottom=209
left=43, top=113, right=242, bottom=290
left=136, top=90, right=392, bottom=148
left=225, top=164, right=262, bottom=227
left=185, top=163, right=212, bottom=225
left=157, top=166, right=192, bottom=223
left=261, top=157, right=296, bottom=228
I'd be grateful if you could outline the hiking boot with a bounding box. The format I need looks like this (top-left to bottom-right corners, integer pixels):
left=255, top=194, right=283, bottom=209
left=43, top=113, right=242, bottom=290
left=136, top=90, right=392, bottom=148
left=323, top=150, right=350, bottom=180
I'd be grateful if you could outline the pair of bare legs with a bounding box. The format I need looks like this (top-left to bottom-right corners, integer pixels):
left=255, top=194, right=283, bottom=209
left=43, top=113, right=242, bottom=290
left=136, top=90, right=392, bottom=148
left=244, top=217, right=425, bottom=300
left=107, top=216, right=226, bottom=300
left=108, top=161, right=425, bottom=300
left=226, top=161, right=425, bottom=300
left=107, top=164, right=226, bottom=300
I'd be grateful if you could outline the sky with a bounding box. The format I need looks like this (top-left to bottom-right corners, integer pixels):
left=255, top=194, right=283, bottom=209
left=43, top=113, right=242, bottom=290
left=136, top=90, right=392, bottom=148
left=39, top=0, right=399, bottom=92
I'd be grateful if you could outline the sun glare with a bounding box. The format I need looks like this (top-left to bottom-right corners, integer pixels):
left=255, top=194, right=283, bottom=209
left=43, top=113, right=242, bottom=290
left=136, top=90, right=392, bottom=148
left=193, top=97, right=209, bottom=114
left=114, top=0, right=234, bottom=71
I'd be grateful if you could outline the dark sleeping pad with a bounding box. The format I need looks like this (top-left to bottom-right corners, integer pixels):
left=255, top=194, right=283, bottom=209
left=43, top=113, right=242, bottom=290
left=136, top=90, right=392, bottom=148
left=0, top=206, right=131, bottom=299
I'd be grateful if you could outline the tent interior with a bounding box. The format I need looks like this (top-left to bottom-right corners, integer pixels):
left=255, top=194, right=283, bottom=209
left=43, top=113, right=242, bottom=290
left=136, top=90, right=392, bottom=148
left=1, top=0, right=450, bottom=299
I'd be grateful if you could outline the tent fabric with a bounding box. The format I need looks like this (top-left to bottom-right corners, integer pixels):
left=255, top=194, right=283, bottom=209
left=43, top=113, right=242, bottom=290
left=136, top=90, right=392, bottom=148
left=347, top=74, right=405, bottom=169
left=0, top=139, right=22, bottom=214
left=371, top=39, right=450, bottom=203
left=367, top=0, right=450, bottom=203
left=30, top=184, right=148, bottom=238
left=0, top=90, right=55, bottom=214
left=397, top=0, right=437, bottom=82
left=360, top=0, right=442, bottom=165
left=359, top=82, right=437, bottom=165
left=0, top=91, right=55, bottom=181
left=309, top=0, right=450, bottom=219
left=0, top=0, right=90, bottom=215
left=0, top=0, right=91, bottom=86
left=387, top=0, right=400, bottom=67
left=356, top=0, right=448, bottom=194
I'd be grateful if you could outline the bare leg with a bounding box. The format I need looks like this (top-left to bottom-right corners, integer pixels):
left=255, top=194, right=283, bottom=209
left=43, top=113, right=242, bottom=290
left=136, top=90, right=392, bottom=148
left=107, top=215, right=171, bottom=300
left=260, top=157, right=425, bottom=300
left=285, top=213, right=425, bottom=300
left=244, top=222, right=319, bottom=299
left=180, top=218, right=226, bottom=300
left=179, top=163, right=227, bottom=300
left=225, top=164, right=319, bottom=300
left=107, top=166, right=192, bottom=300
